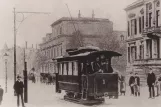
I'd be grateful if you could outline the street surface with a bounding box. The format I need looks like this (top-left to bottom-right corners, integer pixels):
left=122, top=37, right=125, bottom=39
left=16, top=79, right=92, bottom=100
left=0, top=79, right=161, bottom=107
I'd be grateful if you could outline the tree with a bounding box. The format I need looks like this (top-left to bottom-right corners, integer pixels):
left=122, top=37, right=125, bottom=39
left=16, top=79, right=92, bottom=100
left=32, top=50, right=48, bottom=72
left=67, top=30, right=84, bottom=49
left=98, top=33, right=127, bottom=74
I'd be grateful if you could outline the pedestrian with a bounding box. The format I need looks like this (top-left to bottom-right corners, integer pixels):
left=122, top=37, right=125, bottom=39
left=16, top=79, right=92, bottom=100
left=155, top=74, right=161, bottom=97
left=147, top=68, right=156, bottom=99
left=133, top=73, right=140, bottom=97
left=119, top=75, right=126, bottom=96
left=0, top=85, right=4, bottom=105
left=129, top=72, right=135, bottom=96
left=14, top=76, right=25, bottom=107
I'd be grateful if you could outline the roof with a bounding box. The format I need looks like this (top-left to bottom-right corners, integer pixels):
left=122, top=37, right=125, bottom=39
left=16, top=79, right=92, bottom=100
left=51, top=17, right=110, bottom=26
left=68, top=46, right=101, bottom=55
left=125, top=0, right=146, bottom=11
left=54, top=51, right=122, bottom=62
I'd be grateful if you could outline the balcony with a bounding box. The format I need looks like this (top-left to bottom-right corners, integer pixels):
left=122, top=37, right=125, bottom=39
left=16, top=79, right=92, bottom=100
left=143, top=26, right=161, bottom=37
left=133, top=58, right=161, bottom=66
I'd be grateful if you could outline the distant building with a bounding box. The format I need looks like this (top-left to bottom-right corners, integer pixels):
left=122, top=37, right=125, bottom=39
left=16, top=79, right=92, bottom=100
left=125, top=0, right=161, bottom=85
left=39, top=11, right=114, bottom=74
left=0, top=44, right=38, bottom=79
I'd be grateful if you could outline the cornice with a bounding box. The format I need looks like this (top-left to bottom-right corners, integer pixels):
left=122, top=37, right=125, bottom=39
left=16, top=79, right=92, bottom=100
left=126, top=36, right=143, bottom=42
left=125, top=0, right=145, bottom=11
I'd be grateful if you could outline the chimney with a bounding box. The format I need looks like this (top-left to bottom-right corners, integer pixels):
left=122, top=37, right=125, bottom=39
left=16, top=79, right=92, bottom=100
left=32, top=44, right=33, bottom=48
left=36, top=44, right=37, bottom=49
left=78, top=10, right=81, bottom=18
left=92, top=10, right=95, bottom=18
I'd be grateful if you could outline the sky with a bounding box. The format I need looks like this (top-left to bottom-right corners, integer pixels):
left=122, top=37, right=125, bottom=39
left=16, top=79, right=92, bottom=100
left=0, top=0, right=136, bottom=50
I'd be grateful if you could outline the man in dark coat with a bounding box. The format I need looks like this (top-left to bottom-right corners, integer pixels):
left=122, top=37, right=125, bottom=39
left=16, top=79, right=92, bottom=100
left=147, top=68, right=156, bottom=98
left=14, top=76, right=25, bottom=107
left=0, top=85, right=4, bottom=105
left=92, top=57, right=102, bottom=73
left=129, top=72, right=135, bottom=95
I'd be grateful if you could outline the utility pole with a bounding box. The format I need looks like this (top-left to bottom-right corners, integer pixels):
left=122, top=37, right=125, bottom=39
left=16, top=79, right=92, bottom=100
left=13, top=7, right=50, bottom=100
left=23, top=48, right=28, bottom=103
left=13, top=8, right=17, bottom=96
left=14, top=8, right=16, bottom=84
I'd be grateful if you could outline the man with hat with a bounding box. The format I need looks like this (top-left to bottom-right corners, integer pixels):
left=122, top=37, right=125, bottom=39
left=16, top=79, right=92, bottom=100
left=0, top=85, right=4, bottom=105
left=147, top=68, right=156, bottom=99
left=14, top=76, right=25, bottom=107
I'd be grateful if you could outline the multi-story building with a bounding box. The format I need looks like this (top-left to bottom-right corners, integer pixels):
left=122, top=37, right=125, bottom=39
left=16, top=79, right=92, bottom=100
left=125, top=0, right=161, bottom=84
left=39, top=12, right=114, bottom=74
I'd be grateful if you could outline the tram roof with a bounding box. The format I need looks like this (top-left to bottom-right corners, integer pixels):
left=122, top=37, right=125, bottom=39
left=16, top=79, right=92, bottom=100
left=53, top=51, right=122, bottom=62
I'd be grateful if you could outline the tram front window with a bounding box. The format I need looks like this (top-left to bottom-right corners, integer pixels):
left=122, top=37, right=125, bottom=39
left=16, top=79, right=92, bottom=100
left=86, top=61, right=93, bottom=74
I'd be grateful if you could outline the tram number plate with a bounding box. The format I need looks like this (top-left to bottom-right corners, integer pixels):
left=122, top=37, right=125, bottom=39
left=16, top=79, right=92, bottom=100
left=104, top=92, right=108, bottom=97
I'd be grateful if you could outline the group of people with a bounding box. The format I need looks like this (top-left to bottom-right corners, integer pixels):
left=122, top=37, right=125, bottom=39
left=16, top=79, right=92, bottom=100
left=84, top=55, right=113, bottom=75
left=129, top=68, right=161, bottom=99
left=129, top=72, right=140, bottom=97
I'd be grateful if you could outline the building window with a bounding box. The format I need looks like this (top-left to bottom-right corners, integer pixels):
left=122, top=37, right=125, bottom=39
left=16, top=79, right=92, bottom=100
left=147, top=39, right=152, bottom=58
left=154, top=39, right=160, bottom=58
left=54, top=47, right=56, bottom=58
left=61, top=45, right=63, bottom=56
left=128, top=47, right=130, bottom=62
left=131, top=19, right=137, bottom=35
left=142, top=16, right=144, bottom=29
left=156, top=10, right=160, bottom=27
left=140, top=44, right=144, bottom=59
left=128, top=21, right=130, bottom=36
left=156, top=1, right=160, bottom=7
left=131, top=46, right=137, bottom=61
left=139, top=17, right=142, bottom=33
left=149, top=3, right=152, bottom=10
left=149, top=12, right=152, bottom=27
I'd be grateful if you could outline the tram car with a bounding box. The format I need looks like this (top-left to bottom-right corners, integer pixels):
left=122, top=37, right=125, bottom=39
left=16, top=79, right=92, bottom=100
left=54, top=46, right=122, bottom=105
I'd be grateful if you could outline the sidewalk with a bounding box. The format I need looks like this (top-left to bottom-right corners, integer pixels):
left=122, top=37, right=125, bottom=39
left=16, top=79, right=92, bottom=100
left=0, top=79, right=161, bottom=107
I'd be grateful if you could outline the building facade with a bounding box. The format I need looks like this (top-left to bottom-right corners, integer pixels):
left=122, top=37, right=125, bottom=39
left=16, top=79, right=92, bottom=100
left=0, top=44, right=38, bottom=79
left=125, top=0, right=161, bottom=84
left=39, top=13, right=114, bottom=74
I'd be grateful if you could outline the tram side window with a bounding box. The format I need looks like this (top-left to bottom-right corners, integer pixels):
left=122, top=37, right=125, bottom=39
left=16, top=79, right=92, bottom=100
left=59, top=63, right=62, bottom=75
left=68, top=62, right=72, bottom=75
left=63, top=63, right=67, bottom=75
left=73, top=62, right=78, bottom=76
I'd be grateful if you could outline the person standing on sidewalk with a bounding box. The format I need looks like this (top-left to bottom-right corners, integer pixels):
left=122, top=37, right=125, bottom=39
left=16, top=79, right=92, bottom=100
left=156, top=73, right=161, bottom=97
left=147, top=68, right=156, bottom=99
left=134, top=73, right=140, bottom=97
left=0, top=85, right=4, bottom=105
left=129, top=72, right=135, bottom=96
left=14, top=76, right=25, bottom=107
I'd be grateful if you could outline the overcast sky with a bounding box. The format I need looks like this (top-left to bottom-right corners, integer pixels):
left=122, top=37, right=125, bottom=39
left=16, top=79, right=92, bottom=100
left=0, top=0, right=136, bottom=50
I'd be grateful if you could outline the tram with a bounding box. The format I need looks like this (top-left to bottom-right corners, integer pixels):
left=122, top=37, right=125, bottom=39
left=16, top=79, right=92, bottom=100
left=54, top=46, right=122, bottom=105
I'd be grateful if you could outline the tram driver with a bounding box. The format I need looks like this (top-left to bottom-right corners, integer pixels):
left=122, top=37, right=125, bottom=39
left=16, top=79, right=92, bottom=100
left=100, top=55, right=114, bottom=73
left=86, top=60, right=93, bottom=74
left=92, top=57, right=103, bottom=73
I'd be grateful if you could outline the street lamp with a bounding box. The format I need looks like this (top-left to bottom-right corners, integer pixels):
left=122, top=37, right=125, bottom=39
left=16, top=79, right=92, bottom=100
left=3, top=53, right=9, bottom=93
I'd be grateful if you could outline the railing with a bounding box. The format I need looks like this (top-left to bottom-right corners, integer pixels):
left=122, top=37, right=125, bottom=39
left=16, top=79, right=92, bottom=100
left=143, top=26, right=161, bottom=34
left=133, top=58, right=161, bottom=66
